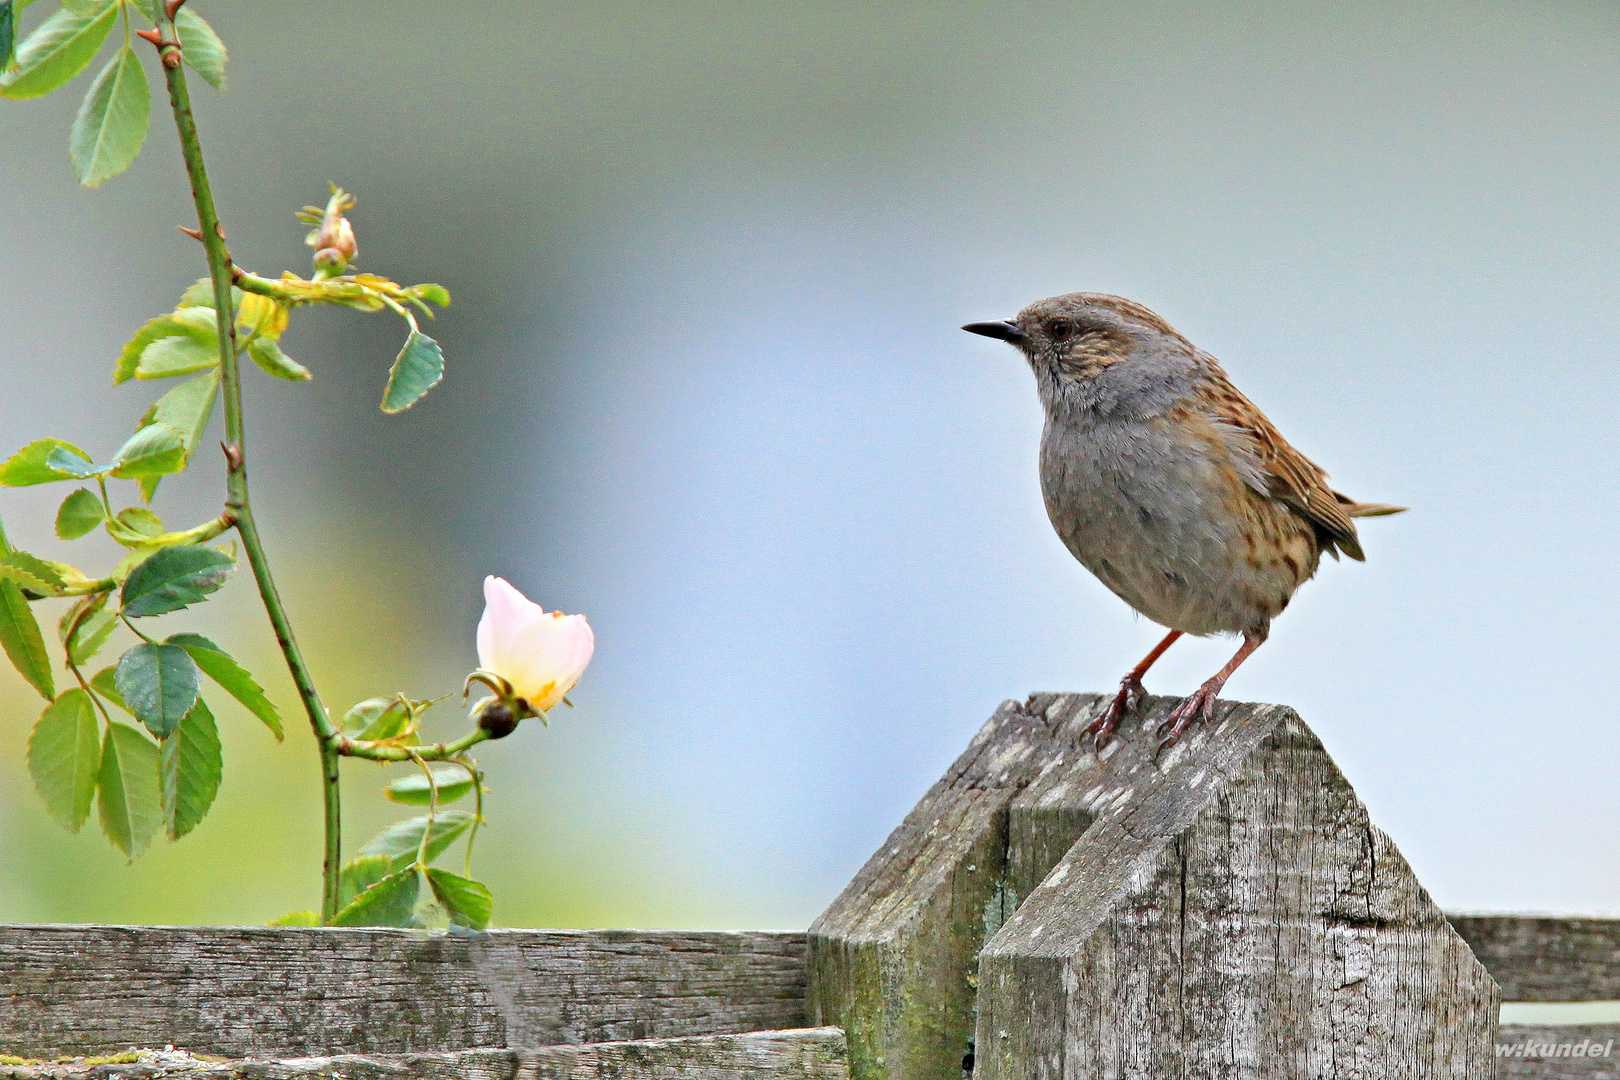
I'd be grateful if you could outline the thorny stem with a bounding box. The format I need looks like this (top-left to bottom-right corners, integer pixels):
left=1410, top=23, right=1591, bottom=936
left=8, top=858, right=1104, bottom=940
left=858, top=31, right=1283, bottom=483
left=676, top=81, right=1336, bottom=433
left=154, top=12, right=344, bottom=922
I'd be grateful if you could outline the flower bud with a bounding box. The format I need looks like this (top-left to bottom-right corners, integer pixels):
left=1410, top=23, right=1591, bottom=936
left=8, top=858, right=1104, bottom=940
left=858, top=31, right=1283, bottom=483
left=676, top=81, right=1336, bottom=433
left=477, top=701, right=519, bottom=739
left=475, top=576, right=594, bottom=716
left=301, top=186, right=359, bottom=276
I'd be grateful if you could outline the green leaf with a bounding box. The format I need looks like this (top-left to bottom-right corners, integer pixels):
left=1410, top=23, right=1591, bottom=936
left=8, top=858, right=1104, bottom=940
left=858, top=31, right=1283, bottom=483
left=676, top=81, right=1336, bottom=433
left=0, top=438, right=96, bottom=486
left=341, top=696, right=414, bottom=741
left=0, top=550, right=65, bottom=594
left=385, top=768, right=478, bottom=806
left=105, top=505, right=165, bottom=546
left=68, top=44, right=148, bottom=188
left=161, top=695, right=220, bottom=840
left=381, top=331, right=444, bottom=414
left=114, top=641, right=199, bottom=738
left=27, top=688, right=101, bottom=832
left=338, top=853, right=394, bottom=909
left=0, top=1, right=116, bottom=100
left=405, top=284, right=451, bottom=309
left=267, top=910, right=320, bottom=927
left=0, top=578, right=52, bottom=699
left=127, top=0, right=159, bottom=21
left=426, top=868, right=493, bottom=930
left=247, top=338, right=312, bottom=381
left=330, top=867, right=421, bottom=928
left=116, top=314, right=203, bottom=384
left=0, top=2, right=15, bottom=70
left=136, top=335, right=218, bottom=379
left=356, top=811, right=475, bottom=872
left=165, top=632, right=282, bottom=741
left=109, top=422, right=185, bottom=479
left=63, top=594, right=117, bottom=666
left=97, top=721, right=162, bottom=859
left=90, top=664, right=126, bottom=711
left=177, top=278, right=244, bottom=311
left=135, top=371, right=218, bottom=501
left=173, top=8, right=224, bottom=89
left=55, top=487, right=106, bottom=539
left=120, top=543, right=233, bottom=616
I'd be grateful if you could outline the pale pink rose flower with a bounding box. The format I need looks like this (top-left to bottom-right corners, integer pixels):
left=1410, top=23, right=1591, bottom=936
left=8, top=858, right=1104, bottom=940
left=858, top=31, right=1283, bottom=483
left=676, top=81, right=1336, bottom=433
left=475, top=576, right=594, bottom=713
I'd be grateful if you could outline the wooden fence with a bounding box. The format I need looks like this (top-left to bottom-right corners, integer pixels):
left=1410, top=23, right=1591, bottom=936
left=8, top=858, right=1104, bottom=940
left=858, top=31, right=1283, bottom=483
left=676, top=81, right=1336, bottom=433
left=0, top=694, right=1614, bottom=1079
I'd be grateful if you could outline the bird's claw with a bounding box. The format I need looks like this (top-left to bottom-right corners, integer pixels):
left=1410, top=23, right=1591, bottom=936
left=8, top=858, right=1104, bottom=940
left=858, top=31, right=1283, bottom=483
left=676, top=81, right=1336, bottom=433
left=1154, top=684, right=1220, bottom=757
left=1086, top=675, right=1147, bottom=751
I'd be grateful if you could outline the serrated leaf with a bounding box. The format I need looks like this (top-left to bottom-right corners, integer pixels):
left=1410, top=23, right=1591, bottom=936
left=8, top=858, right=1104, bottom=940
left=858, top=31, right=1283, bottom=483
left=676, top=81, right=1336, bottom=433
left=27, top=688, right=100, bottom=832
left=165, top=632, right=281, bottom=741
left=356, top=812, right=475, bottom=872
left=385, top=768, right=477, bottom=807
left=45, top=445, right=100, bottom=477
left=426, top=868, right=493, bottom=930
left=105, top=505, right=165, bottom=547
left=120, top=543, right=233, bottom=616
left=0, top=1, right=116, bottom=100
left=161, top=695, right=220, bottom=840
left=109, top=422, right=185, bottom=479
left=338, top=853, right=394, bottom=909
left=330, top=867, right=421, bottom=928
left=236, top=293, right=287, bottom=340
left=0, top=577, right=52, bottom=699
left=55, top=487, right=106, bottom=539
left=90, top=664, right=126, bottom=711
left=0, top=550, right=65, bottom=594
left=135, top=372, right=219, bottom=501
left=381, top=331, right=444, bottom=414
left=63, top=594, right=117, bottom=666
left=173, top=8, right=224, bottom=89
left=268, top=910, right=320, bottom=927
left=69, top=44, right=148, bottom=188
left=177, top=278, right=244, bottom=311
left=136, top=334, right=218, bottom=379
left=0, top=438, right=96, bottom=486
left=114, top=641, right=198, bottom=738
left=128, top=0, right=158, bottom=21
left=247, top=338, right=311, bottom=381
left=98, top=721, right=161, bottom=859
left=342, top=696, right=413, bottom=741
left=116, top=313, right=206, bottom=384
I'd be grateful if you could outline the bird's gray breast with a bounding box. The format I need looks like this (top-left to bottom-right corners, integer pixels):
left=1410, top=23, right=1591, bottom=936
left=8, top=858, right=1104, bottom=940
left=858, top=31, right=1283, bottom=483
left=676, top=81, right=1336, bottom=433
left=1039, top=411, right=1255, bottom=636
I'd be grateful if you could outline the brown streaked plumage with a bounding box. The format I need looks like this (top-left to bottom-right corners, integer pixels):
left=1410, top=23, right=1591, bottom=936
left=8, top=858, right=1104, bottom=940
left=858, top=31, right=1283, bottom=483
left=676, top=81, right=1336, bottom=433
left=963, top=293, right=1404, bottom=754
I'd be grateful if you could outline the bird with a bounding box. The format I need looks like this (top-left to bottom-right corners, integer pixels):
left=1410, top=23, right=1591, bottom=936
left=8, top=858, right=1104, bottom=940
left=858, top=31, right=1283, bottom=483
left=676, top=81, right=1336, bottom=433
left=963, top=293, right=1404, bottom=754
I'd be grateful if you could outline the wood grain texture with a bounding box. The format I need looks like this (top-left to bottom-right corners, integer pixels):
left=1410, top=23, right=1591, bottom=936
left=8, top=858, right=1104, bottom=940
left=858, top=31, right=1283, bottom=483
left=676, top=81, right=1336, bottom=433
left=0, top=927, right=806, bottom=1059
left=1493, top=1026, right=1620, bottom=1079
left=807, top=696, right=1098, bottom=1080
left=1449, top=914, right=1620, bottom=1002
left=977, top=693, right=1499, bottom=1080
left=0, top=1029, right=848, bottom=1080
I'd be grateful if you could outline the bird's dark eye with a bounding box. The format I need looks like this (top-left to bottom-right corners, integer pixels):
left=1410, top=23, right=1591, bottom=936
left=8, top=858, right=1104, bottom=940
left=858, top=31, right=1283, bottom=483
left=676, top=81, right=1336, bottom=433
left=1049, top=320, right=1075, bottom=342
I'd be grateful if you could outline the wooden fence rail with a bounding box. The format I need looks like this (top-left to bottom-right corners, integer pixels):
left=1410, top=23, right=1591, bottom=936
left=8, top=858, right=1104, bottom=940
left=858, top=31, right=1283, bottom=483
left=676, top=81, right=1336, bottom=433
left=1, top=695, right=1616, bottom=1080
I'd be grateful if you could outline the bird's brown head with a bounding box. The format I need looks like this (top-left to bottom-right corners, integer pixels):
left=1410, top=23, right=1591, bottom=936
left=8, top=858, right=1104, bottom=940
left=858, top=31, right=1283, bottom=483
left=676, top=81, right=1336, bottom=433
left=964, top=293, right=1200, bottom=417
left=964, top=292, right=1189, bottom=381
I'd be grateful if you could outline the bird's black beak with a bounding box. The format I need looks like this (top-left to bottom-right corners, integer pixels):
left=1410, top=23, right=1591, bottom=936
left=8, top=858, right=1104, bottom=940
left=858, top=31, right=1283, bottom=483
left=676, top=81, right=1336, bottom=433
left=961, top=320, right=1024, bottom=343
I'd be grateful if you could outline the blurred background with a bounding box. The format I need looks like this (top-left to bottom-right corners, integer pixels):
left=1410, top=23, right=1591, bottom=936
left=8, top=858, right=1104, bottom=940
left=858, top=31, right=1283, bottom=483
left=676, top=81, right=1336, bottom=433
left=0, top=0, right=1616, bottom=928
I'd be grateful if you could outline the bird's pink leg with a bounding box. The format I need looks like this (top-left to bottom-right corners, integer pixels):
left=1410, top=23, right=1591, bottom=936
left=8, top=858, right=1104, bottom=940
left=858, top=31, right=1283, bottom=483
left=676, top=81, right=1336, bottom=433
left=1085, top=629, right=1184, bottom=749
left=1155, top=630, right=1267, bottom=755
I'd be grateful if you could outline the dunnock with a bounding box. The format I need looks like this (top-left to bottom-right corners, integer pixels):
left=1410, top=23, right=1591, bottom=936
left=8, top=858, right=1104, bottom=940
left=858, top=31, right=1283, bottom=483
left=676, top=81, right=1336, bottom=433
left=964, top=294, right=1403, bottom=753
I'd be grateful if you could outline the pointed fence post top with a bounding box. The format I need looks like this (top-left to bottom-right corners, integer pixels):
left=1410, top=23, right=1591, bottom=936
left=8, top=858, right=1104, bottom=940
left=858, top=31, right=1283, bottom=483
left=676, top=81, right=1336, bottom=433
left=810, top=693, right=1499, bottom=1080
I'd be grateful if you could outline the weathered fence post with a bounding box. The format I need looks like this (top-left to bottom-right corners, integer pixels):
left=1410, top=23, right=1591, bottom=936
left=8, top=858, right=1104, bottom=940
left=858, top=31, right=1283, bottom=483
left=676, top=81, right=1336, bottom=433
left=810, top=693, right=1500, bottom=1080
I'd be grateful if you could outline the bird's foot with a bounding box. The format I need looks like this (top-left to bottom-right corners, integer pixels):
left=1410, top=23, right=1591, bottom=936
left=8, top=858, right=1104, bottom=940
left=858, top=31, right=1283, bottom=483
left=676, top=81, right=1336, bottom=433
left=1085, top=674, right=1147, bottom=751
left=1154, top=681, right=1222, bottom=757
